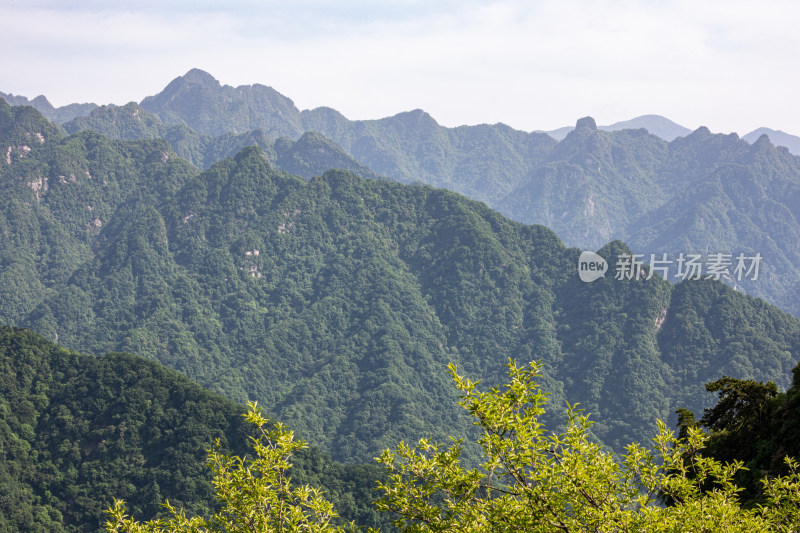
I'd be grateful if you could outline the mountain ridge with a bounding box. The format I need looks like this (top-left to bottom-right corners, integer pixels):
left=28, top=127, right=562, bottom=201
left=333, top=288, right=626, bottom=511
left=5, top=70, right=800, bottom=154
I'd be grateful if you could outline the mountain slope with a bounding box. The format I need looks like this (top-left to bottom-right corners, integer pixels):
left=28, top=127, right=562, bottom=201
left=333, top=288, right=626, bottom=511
left=498, top=117, right=671, bottom=247
left=300, top=107, right=557, bottom=204
left=57, top=70, right=800, bottom=318
left=601, top=114, right=692, bottom=141
left=19, top=71, right=800, bottom=318
left=139, top=68, right=303, bottom=139
left=623, top=129, right=800, bottom=314
left=498, top=122, right=800, bottom=316
left=0, top=326, right=388, bottom=532
left=132, top=70, right=557, bottom=205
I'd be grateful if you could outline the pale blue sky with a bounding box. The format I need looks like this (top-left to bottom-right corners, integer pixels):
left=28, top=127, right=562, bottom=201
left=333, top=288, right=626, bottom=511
left=1, top=0, right=798, bottom=135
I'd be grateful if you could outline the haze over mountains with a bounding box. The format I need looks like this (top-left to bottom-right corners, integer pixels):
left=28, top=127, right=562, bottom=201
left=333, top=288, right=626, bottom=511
left=4, top=69, right=798, bottom=318
left=4, top=71, right=797, bottom=153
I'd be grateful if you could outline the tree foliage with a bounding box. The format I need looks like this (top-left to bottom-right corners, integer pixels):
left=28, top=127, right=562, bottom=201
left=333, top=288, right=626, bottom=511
left=106, top=402, right=366, bottom=533
left=107, top=360, right=800, bottom=532
left=675, top=364, right=800, bottom=506
left=375, top=360, right=800, bottom=531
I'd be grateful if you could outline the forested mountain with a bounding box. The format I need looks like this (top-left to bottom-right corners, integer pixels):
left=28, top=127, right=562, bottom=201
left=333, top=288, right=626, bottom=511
left=57, top=71, right=559, bottom=206
left=61, top=101, right=382, bottom=179
left=602, top=115, right=693, bottom=141
left=499, top=120, right=800, bottom=316
left=21, top=69, right=800, bottom=318
left=2, top=100, right=799, bottom=465
left=0, top=326, right=388, bottom=532
left=675, top=361, right=800, bottom=506
left=140, top=68, right=303, bottom=139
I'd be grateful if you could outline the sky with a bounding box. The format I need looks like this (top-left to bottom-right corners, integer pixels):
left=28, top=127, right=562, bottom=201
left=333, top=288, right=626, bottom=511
left=1, top=0, right=798, bottom=135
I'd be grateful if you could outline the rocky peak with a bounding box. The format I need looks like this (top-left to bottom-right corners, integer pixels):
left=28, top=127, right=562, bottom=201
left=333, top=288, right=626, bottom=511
left=575, top=116, right=598, bottom=131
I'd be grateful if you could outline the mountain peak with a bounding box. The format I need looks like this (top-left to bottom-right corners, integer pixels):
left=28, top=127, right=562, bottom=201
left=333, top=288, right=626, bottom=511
left=234, top=145, right=270, bottom=165
left=600, top=115, right=691, bottom=141
left=754, top=133, right=772, bottom=146
left=575, top=116, right=597, bottom=131
left=385, top=109, right=440, bottom=132
left=140, top=70, right=303, bottom=138
left=748, top=133, right=779, bottom=157
left=689, top=126, right=712, bottom=138
left=181, top=68, right=220, bottom=87
left=30, top=95, right=55, bottom=111
left=395, top=108, right=437, bottom=124
left=743, top=127, right=800, bottom=156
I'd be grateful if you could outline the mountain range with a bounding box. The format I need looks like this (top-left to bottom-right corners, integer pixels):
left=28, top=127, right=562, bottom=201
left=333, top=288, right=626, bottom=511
left=2, top=97, right=799, bottom=467
left=4, top=69, right=798, bottom=319
left=5, top=78, right=796, bottom=153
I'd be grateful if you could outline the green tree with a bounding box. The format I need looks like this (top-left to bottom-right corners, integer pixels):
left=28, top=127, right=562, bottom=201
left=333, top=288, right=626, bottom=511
left=105, top=402, right=363, bottom=533
left=374, top=360, right=800, bottom=532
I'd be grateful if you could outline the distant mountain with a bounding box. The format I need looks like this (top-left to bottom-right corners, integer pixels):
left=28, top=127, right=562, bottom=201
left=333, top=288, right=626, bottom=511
left=273, top=130, right=381, bottom=179
left=3, top=103, right=800, bottom=463
left=601, top=114, right=692, bottom=141
left=61, top=100, right=381, bottom=179
left=498, top=120, right=800, bottom=316
left=540, top=115, right=692, bottom=142
left=542, top=115, right=692, bottom=142
left=744, top=127, right=800, bottom=156
left=300, top=107, right=559, bottom=204
left=139, top=68, right=303, bottom=139
left=536, top=125, right=574, bottom=140
left=130, top=70, right=557, bottom=205
left=500, top=116, right=670, bottom=247
left=0, top=91, right=97, bottom=123
left=0, top=326, right=388, bottom=532
left=63, top=101, right=165, bottom=140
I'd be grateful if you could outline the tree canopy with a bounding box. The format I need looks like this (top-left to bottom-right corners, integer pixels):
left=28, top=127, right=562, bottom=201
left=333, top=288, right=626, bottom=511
left=107, top=360, right=800, bottom=532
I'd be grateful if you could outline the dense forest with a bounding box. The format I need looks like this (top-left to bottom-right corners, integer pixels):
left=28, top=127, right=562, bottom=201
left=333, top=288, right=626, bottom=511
left=678, top=361, right=800, bottom=506
left=2, top=98, right=799, bottom=465
left=0, top=326, right=389, bottom=532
